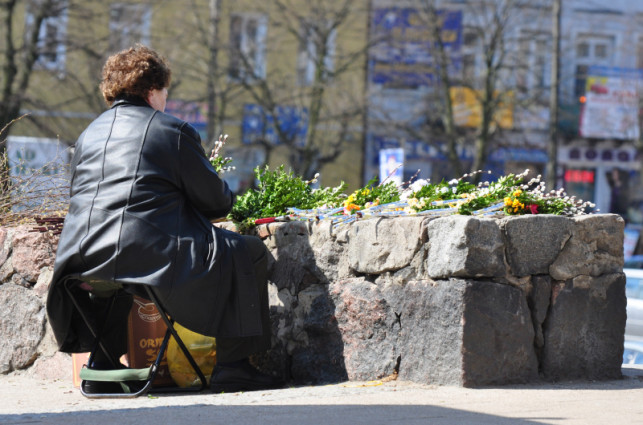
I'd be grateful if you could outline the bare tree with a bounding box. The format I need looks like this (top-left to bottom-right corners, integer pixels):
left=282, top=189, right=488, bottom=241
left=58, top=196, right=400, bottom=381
left=546, top=0, right=561, bottom=189
left=377, top=0, right=551, bottom=182
left=0, top=0, right=57, bottom=144
left=231, top=0, right=370, bottom=181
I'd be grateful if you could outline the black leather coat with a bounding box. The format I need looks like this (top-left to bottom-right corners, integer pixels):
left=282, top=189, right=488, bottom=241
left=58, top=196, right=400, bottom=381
left=47, top=96, right=262, bottom=352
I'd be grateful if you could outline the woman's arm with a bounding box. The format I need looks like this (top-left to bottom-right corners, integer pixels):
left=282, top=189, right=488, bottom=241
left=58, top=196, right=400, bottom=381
left=177, top=122, right=234, bottom=220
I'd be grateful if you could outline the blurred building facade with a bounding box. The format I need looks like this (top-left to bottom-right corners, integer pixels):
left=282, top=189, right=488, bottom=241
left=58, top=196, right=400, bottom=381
left=3, top=0, right=643, bottom=227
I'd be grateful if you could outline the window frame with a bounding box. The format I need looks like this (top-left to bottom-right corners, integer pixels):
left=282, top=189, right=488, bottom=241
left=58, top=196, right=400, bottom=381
left=228, top=13, right=268, bottom=82
left=108, top=3, right=152, bottom=53
left=515, top=31, right=551, bottom=98
left=297, top=19, right=337, bottom=87
left=26, top=0, right=68, bottom=73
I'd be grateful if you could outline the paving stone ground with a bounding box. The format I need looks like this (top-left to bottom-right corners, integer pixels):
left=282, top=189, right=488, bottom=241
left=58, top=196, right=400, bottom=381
left=1, top=366, right=642, bottom=425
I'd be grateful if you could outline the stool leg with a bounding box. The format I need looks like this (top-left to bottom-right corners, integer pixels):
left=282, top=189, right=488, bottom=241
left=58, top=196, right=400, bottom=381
left=144, top=286, right=208, bottom=391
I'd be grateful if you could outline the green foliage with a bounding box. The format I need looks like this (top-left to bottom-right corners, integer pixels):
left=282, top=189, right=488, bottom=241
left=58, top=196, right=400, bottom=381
left=454, top=172, right=592, bottom=216
left=342, top=177, right=400, bottom=213
left=229, top=165, right=346, bottom=225
left=407, top=177, right=476, bottom=212
left=229, top=167, right=594, bottom=226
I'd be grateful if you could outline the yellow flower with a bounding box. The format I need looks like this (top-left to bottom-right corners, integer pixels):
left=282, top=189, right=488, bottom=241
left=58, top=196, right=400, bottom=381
left=504, top=197, right=512, bottom=206
left=513, top=190, right=522, bottom=197
left=343, top=194, right=356, bottom=207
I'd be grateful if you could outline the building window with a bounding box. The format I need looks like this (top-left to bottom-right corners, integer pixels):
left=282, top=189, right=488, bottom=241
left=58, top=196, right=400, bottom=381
left=575, top=34, right=615, bottom=65
left=461, top=29, right=479, bottom=85
left=297, top=20, right=336, bottom=86
left=26, top=0, right=68, bottom=72
left=594, top=43, right=608, bottom=59
left=576, top=42, right=590, bottom=59
left=574, top=34, right=615, bottom=98
left=109, top=3, right=151, bottom=53
left=516, top=33, right=550, bottom=98
left=229, top=14, right=267, bottom=81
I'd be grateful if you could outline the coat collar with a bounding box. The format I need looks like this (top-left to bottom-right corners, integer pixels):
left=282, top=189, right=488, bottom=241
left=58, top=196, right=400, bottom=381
left=111, top=94, right=151, bottom=109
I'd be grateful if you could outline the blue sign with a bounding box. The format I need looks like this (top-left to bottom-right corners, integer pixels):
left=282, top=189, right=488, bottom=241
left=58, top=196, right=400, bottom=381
left=369, top=8, right=462, bottom=88
left=488, top=147, right=549, bottom=163
left=369, top=134, right=474, bottom=167
left=165, top=100, right=208, bottom=140
left=242, top=104, right=308, bottom=146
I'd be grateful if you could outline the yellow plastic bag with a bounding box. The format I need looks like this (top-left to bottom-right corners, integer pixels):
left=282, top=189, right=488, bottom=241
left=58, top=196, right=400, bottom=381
left=166, top=322, right=216, bottom=387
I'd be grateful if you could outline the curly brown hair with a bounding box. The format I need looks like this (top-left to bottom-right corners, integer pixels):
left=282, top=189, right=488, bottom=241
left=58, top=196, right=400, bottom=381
left=99, top=44, right=172, bottom=106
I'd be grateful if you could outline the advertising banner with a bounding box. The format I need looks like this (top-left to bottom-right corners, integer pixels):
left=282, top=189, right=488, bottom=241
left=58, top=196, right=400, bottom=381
left=579, top=66, right=642, bottom=140
left=379, top=148, right=404, bottom=185
left=165, top=100, right=208, bottom=140
left=241, top=103, right=308, bottom=146
left=369, top=8, right=462, bottom=88
left=450, top=86, right=514, bottom=129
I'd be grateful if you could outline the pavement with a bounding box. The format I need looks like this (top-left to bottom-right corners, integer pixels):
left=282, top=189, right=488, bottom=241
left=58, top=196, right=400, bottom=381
left=1, top=366, right=643, bottom=425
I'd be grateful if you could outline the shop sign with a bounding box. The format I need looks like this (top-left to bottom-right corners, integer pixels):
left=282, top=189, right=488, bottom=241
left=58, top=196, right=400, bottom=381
left=165, top=100, right=208, bottom=140
left=449, top=87, right=514, bottom=129
left=241, top=103, right=308, bottom=146
left=369, top=8, right=462, bottom=88
left=579, top=66, right=642, bottom=140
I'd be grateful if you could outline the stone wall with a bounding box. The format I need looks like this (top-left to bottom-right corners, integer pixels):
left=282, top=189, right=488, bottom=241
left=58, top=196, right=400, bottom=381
left=0, top=214, right=627, bottom=387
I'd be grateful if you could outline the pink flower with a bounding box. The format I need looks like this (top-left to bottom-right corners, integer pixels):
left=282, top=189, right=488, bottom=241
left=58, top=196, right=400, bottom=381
left=528, top=204, right=539, bottom=214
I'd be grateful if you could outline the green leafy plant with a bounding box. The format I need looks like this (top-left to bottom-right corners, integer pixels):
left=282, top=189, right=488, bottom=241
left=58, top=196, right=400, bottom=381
left=403, top=170, right=594, bottom=216
left=405, top=175, right=477, bottom=212
left=229, top=165, right=346, bottom=226
left=342, top=177, right=400, bottom=213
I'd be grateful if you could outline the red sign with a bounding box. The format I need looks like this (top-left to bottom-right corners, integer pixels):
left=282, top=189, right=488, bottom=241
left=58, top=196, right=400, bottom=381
left=564, top=169, right=595, bottom=184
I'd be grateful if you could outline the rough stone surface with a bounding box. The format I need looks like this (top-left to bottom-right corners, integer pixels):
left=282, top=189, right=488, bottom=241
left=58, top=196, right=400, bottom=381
left=389, top=279, right=465, bottom=386
left=347, top=217, right=425, bottom=274
left=427, top=216, right=506, bottom=279
left=11, top=230, right=56, bottom=283
left=27, top=351, right=72, bottom=381
left=308, top=221, right=351, bottom=282
left=0, top=227, right=11, bottom=270
left=282, top=283, right=347, bottom=384
left=549, top=215, right=625, bottom=281
left=330, top=278, right=399, bottom=381
left=461, top=279, right=539, bottom=386
left=263, top=221, right=327, bottom=293
left=503, top=215, right=573, bottom=276
left=0, top=284, right=46, bottom=373
left=0, top=215, right=627, bottom=387
left=541, top=273, right=626, bottom=380
left=528, top=275, right=552, bottom=350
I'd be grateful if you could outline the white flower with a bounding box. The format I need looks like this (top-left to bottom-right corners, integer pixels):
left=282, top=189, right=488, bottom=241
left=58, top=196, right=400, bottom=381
left=440, top=187, right=449, bottom=194
left=448, top=179, right=459, bottom=185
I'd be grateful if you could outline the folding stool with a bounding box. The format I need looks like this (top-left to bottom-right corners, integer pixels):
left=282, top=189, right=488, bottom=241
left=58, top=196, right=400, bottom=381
left=63, top=280, right=208, bottom=398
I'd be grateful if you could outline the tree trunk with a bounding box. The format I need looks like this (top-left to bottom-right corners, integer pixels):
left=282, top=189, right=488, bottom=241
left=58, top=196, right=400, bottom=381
left=546, top=0, right=561, bottom=190
left=205, top=0, right=221, bottom=152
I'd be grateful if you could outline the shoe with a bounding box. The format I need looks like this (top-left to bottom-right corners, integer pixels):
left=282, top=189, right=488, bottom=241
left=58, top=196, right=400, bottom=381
left=210, top=359, right=285, bottom=393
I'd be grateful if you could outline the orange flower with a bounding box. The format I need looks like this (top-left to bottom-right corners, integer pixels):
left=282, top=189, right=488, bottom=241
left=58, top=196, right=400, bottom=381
left=343, top=204, right=360, bottom=215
